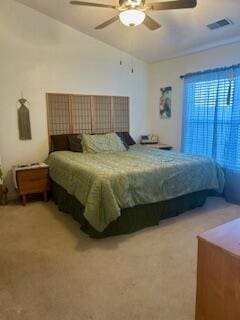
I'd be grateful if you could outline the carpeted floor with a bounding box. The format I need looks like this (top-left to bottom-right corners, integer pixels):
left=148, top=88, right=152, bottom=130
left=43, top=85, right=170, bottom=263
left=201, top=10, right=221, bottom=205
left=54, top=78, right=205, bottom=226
left=0, top=197, right=240, bottom=320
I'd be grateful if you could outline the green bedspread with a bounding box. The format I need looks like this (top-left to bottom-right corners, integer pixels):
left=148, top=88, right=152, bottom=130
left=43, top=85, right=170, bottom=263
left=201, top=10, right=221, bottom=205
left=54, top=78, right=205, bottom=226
left=47, top=145, right=225, bottom=232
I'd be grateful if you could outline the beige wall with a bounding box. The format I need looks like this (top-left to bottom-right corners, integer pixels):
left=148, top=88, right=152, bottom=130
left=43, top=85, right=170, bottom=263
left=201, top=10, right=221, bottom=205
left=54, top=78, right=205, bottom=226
left=0, top=0, right=150, bottom=198
left=149, top=42, right=240, bottom=150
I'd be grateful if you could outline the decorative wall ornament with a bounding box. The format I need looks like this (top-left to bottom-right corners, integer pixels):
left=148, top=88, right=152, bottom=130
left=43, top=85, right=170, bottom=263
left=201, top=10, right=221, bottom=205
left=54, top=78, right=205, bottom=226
left=17, top=94, right=32, bottom=140
left=160, top=86, right=172, bottom=119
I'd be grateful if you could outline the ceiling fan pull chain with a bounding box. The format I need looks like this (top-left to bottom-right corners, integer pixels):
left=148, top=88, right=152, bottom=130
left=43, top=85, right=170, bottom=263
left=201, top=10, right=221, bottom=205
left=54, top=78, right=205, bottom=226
left=130, top=30, right=134, bottom=74
left=120, top=51, right=123, bottom=65
left=119, top=36, right=123, bottom=66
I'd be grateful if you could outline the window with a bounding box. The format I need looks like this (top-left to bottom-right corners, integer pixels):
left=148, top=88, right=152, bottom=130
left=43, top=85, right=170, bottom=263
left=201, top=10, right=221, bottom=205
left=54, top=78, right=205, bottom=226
left=182, top=66, right=240, bottom=171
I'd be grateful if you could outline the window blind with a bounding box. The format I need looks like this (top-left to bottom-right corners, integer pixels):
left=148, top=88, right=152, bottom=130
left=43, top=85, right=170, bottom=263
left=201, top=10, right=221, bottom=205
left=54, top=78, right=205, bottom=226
left=182, top=66, right=240, bottom=171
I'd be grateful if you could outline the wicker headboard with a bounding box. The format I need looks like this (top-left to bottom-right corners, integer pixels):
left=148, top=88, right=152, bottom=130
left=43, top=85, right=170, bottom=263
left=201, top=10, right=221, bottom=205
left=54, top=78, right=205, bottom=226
left=46, top=93, right=130, bottom=149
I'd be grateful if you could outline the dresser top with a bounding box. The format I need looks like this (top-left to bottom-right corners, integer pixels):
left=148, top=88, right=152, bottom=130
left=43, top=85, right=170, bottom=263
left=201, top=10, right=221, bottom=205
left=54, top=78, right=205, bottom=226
left=198, top=218, right=240, bottom=257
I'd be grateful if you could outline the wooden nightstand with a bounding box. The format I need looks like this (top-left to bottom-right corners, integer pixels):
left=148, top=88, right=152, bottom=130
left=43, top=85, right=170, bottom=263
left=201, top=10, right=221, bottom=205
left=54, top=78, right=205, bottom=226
left=142, top=143, right=172, bottom=150
left=14, top=164, right=50, bottom=205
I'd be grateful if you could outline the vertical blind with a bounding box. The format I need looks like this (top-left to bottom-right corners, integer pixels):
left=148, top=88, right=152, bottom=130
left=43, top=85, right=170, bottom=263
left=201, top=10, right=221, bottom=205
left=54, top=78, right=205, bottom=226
left=182, top=64, right=240, bottom=204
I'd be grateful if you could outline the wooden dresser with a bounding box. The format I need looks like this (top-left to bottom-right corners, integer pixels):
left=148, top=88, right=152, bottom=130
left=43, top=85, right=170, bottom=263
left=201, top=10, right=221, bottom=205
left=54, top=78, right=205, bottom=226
left=196, top=218, right=240, bottom=320
left=15, top=165, right=50, bottom=205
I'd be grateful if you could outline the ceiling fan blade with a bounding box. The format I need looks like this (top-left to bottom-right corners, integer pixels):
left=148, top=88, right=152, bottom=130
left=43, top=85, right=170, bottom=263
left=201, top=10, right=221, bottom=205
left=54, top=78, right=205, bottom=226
left=143, top=14, right=161, bottom=30
left=148, top=0, right=197, bottom=11
left=70, top=1, right=116, bottom=9
left=95, top=15, right=119, bottom=29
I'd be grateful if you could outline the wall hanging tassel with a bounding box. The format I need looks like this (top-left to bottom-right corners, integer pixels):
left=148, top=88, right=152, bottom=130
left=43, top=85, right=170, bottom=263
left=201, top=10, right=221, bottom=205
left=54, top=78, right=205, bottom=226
left=17, top=94, right=32, bottom=140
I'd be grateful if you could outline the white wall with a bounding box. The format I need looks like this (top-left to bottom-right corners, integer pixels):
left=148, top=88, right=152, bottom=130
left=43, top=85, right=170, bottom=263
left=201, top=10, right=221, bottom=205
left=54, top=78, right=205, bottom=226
left=0, top=0, right=150, bottom=197
left=149, top=42, right=240, bottom=150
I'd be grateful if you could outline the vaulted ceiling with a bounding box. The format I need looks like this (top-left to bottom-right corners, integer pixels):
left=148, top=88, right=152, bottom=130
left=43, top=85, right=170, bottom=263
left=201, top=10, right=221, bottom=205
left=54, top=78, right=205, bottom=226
left=16, top=0, right=240, bottom=62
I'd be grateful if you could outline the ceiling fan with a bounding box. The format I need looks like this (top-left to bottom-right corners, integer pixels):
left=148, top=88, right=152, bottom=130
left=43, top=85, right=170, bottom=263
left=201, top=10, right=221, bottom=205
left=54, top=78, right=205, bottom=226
left=70, top=0, right=197, bottom=31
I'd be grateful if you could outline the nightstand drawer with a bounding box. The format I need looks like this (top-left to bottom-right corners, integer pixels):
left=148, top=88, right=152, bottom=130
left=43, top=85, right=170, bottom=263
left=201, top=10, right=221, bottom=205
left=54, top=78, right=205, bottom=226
left=17, top=168, right=48, bottom=183
left=18, top=178, right=50, bottom=194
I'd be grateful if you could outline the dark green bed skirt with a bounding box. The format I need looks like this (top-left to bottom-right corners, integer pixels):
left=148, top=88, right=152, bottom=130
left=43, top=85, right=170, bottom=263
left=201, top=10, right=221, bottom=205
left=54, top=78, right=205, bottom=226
left=52, top=181, right=216, bottom=238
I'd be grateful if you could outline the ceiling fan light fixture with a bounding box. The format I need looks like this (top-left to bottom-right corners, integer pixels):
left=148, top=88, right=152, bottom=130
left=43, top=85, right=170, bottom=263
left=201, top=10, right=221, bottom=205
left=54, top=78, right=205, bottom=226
left=119, top=9, right=145, bottom=27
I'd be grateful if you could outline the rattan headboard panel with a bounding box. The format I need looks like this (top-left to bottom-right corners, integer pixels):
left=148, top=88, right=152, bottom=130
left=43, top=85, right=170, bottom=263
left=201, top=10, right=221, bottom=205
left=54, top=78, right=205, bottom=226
left=71, top=95, right=92, bottom=134
left=113, top=96, right=129, bottom=132
left=46, top=93, right=130, bottom=148
left=47, top=94, right=71, bottom=135
left=93, top=96, right=112, bottom=134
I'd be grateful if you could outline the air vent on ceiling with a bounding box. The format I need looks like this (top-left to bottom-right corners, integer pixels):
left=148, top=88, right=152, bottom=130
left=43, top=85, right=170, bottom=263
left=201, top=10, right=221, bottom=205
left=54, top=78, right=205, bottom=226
left=207, top=18, right=233, bottom=31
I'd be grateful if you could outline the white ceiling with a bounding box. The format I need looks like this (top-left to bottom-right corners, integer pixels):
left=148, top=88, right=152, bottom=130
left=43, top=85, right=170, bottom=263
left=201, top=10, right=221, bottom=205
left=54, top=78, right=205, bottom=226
left=16, top=0, right=240, bottom=63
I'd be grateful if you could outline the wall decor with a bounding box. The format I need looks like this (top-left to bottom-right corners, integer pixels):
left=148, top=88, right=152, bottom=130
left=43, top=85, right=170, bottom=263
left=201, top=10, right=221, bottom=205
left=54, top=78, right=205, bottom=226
left=160, top=86, right=172, bottom=119
left=17, top=94, right=32, bottom=140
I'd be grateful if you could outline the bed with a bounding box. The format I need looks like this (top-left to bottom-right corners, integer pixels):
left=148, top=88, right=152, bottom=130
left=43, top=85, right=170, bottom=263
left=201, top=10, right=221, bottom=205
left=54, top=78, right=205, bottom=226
left=47, top=143, right=225, bottom=238
left=45, top=93, right=225, bottom=238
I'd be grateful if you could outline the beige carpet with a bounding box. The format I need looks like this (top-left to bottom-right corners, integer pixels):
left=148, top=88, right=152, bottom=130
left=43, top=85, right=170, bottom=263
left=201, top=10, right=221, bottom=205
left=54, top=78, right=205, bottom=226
left=0, top=198, right=239, bottom=320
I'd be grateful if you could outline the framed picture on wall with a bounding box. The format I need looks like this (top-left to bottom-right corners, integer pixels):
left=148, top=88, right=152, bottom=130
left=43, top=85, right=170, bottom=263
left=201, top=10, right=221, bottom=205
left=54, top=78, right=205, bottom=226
left=160, top=86, right=172, bottom=119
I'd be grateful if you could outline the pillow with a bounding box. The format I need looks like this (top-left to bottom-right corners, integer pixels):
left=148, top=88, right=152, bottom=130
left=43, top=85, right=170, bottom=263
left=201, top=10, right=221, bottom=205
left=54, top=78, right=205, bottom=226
left=68, top=135, right=82, bottom=152
left=116, top=132, right=129, bottom=150
left=116, top=132, right=136, bottom=146
left=82, top=133, right=127, bottom=153
left=51, top=134, right=69, bottom=152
